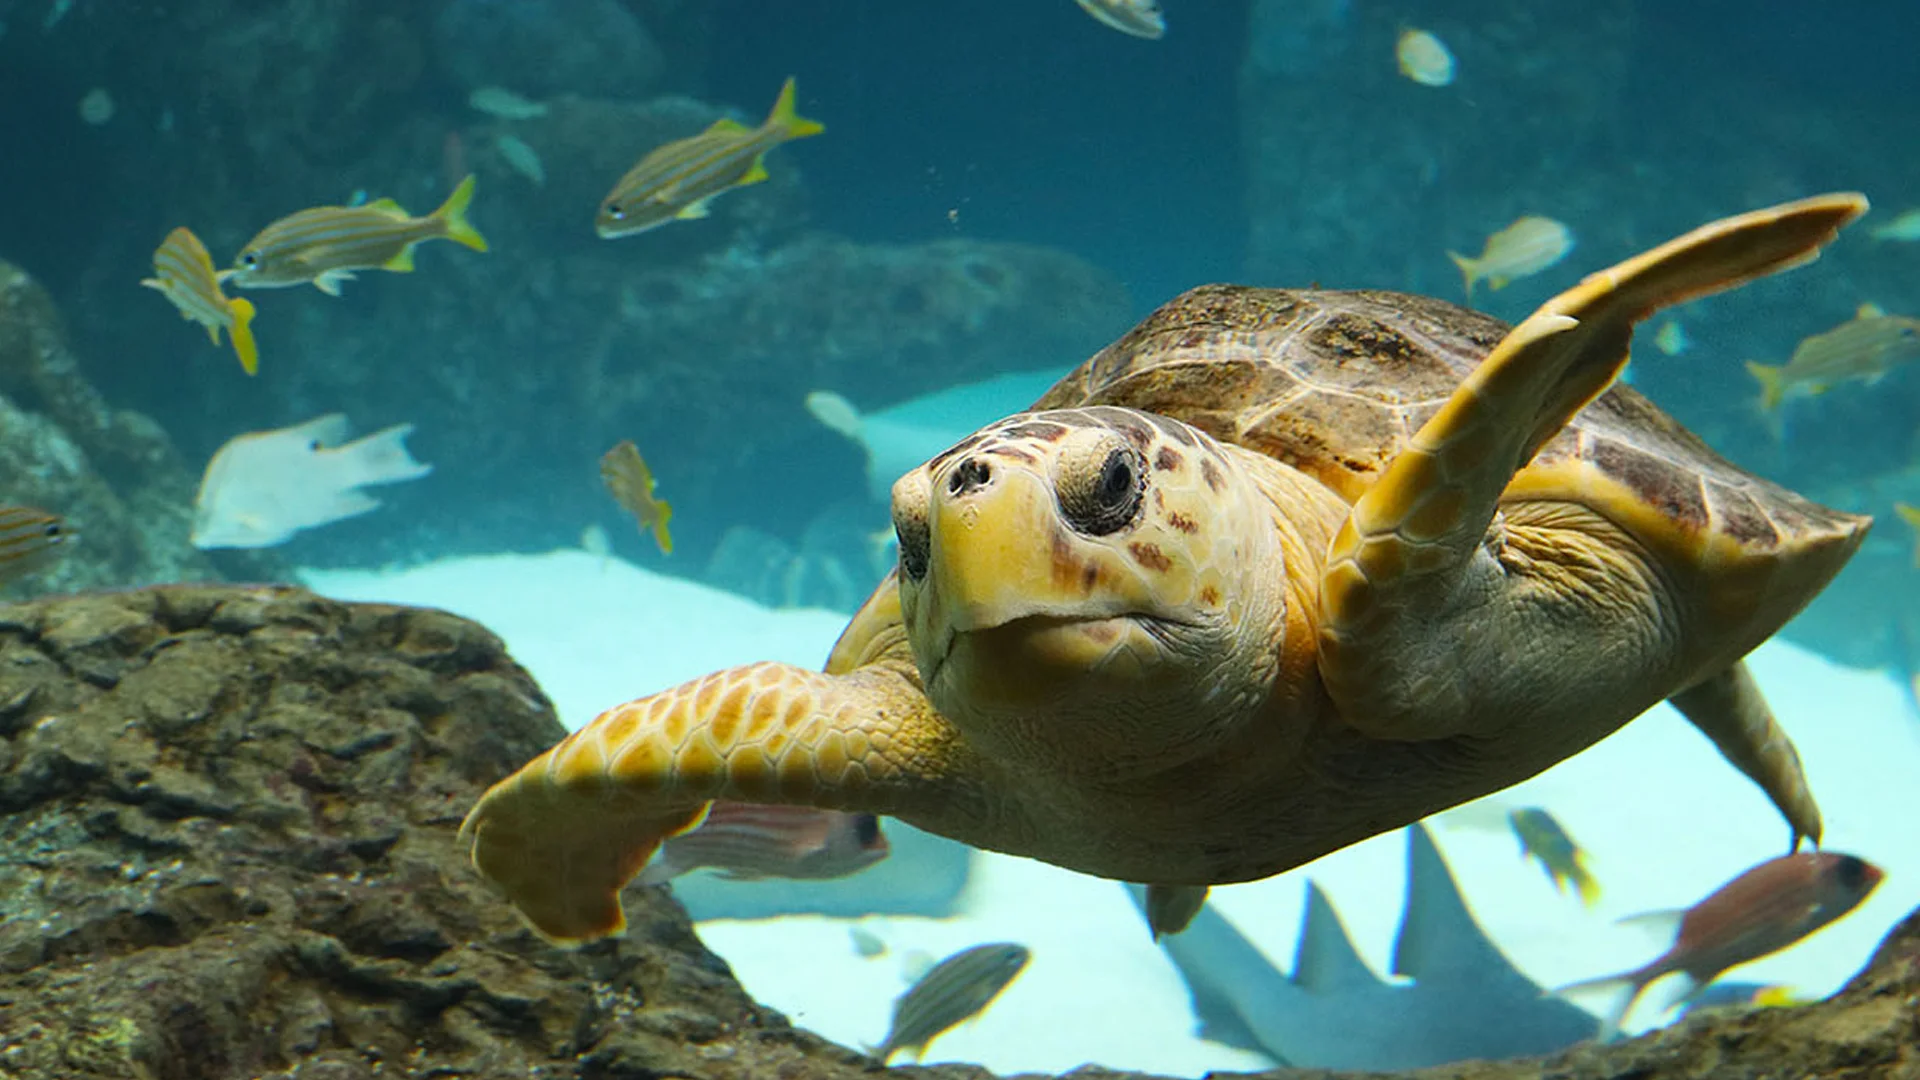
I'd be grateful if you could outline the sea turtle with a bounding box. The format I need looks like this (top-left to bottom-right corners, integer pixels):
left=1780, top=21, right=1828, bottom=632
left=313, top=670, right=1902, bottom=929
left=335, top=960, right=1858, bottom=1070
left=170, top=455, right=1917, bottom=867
left=463, top=193, right=1870, bottom=944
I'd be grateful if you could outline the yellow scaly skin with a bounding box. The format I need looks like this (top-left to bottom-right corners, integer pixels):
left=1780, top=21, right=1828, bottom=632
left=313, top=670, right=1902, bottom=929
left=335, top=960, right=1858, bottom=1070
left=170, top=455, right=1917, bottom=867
left=465, top=194, right=1864, bottom=944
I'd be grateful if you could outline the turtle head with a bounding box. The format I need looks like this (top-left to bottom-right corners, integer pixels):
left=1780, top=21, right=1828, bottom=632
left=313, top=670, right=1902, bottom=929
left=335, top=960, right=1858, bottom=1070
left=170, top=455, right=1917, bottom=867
left=890, top=407, right=1287, bottom=779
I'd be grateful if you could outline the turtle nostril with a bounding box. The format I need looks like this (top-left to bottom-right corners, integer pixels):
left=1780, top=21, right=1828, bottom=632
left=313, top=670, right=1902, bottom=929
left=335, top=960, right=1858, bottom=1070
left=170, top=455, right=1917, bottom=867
left=947, top=458, right=992, bottom=496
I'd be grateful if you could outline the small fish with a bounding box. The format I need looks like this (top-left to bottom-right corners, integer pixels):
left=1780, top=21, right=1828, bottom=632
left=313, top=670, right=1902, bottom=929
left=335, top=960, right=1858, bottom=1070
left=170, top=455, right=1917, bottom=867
left=229, top=175, right=489, bottom=296
left=140, top=226, right=260, bottom=375
left=1870, top=208, right=1920, bottom=242
left=871, top=942, right=1031, bottom=1063
left=599, top=440, right=673, bottom=555
left=1508, top=807, right=1599, bottom=907
left=467, top=85, right=548, bottom=121
left=1676, top=980, right=1807, bottom=1017
left=1746, top=303, right=1920, bottom=412
left=494, top=133, right=545, bottom=187
left=596, top=77, right=824, bottom=239
left=0, top=506, right=72, bottom=586
left=639, top=801, right=888, bottom=885
left=1447, top=216, right=1574, bottom=302
left=1652, top=319, right=1690, bottom=357
left=804, top=389, right=864, bottom=441
left=191, top=414, right=432, bottom=549
left=1396, top=28, right=1456, bottom=87
left=1558, top=851, right=1883, bottom=1040
left=1074, top=0, right=1165, bottom=40
left=850, top=926, right=889, bottom=959
left=1897, top=503, right=1920, bottom=567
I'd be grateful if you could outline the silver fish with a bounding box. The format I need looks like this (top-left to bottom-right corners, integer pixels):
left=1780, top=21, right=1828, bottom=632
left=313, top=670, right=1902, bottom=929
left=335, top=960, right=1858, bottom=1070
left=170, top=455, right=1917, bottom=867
left=638, top=801, right=888, bottom=884
left=872, top=942, right=1030, bottom=1063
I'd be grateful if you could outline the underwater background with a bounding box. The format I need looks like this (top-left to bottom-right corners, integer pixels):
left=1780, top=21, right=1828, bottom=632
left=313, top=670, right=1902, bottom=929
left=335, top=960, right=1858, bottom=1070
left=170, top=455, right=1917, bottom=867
left=2, top=1, right=1920, bottom=1076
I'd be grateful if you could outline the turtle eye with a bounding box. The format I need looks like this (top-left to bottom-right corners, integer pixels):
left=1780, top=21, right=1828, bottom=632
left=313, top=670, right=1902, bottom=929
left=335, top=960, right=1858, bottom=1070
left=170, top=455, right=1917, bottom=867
left=1062, top=444, right=1143, bottom=536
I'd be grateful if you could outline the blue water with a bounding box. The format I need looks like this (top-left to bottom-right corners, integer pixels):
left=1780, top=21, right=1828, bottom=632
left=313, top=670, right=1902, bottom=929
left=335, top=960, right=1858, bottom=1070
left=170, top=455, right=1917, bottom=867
left=1, top=1, right=1917, bottom=1073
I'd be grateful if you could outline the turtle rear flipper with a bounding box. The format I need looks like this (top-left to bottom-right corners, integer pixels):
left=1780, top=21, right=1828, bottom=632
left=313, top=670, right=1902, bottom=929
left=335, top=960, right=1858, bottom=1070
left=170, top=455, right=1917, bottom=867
left=1670, top=660, right=1821, bottom=848
left=1317, top=193, right=1867, bottom=744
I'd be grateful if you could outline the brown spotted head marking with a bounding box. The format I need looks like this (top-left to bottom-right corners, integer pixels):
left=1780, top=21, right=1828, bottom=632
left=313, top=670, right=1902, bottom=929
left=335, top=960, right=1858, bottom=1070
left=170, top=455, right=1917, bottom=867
left=889, top=406, right=1286, bottom=779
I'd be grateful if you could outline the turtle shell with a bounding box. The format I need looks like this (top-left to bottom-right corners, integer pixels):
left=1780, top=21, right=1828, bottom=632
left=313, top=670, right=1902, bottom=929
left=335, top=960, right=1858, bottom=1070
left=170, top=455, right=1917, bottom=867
left=1031, top=284, right=1859, bottom=558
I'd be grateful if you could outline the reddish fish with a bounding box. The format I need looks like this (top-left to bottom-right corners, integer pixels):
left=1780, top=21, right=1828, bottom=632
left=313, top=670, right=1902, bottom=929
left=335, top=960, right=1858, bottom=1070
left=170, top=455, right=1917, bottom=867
left=639, top=801, right=889, bottom=885
left=1562, top=851, right=1883, bottom=1038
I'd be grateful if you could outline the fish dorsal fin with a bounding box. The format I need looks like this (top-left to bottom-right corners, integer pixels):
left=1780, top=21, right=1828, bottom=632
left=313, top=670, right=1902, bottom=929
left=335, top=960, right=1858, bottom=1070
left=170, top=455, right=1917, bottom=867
left=1857, top=302, right=1886, bottom=319
left=1391, top=823, right=1512, bottom=981
left=1292, top=881, right=1382, bottom=992
left=706, top=116, right=752, bottom=137
left=366, top=196, right=407, bottom=215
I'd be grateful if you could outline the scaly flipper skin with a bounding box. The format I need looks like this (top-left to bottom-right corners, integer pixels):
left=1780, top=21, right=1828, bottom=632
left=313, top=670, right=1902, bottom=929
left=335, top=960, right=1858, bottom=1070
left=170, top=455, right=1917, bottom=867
left=1317, top=194, right=1867, bottom=743
left=460, top=653, right=981, bottom=943
left=1669, top=660, right=1821, bottom=848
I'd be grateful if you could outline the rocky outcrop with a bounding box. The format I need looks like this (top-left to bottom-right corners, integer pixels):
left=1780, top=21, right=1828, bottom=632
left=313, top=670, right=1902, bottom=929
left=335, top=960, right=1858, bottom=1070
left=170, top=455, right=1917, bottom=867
left=0, top=584, right=1915, bottom=1080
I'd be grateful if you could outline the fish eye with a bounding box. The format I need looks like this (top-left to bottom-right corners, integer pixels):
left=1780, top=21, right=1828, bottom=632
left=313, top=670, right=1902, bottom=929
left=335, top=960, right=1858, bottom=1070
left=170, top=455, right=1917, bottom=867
left=42, top=523, right=64, bottom=539
left=240, top=252, right=259, bottom=268
left=606, top=204, right=626, bottom=220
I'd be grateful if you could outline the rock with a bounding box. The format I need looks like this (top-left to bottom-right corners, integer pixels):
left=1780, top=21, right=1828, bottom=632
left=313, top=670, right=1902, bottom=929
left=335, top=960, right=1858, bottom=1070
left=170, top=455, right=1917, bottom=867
left=0, top=583, right=1916, bottom=1080
left=0, top=260, right=286, bottom=595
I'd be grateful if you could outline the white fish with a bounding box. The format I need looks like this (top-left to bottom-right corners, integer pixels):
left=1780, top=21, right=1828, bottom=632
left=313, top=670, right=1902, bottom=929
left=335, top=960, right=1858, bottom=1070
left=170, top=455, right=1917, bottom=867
left=191, top=414, right=432, bottom=549
left=494, top=133, right=546, bottom=187
left=1396, top=28, right=1455, bottom=87
left=1447, top=215, right=1575, bottom=302
left=1074, top=0, right=1165, bottom=40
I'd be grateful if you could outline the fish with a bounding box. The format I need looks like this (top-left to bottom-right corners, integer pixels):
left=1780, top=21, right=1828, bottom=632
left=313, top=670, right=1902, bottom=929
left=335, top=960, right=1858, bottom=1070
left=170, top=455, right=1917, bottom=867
left=599, top=439, right=673, bottom=555
left=1870, top=208, right=1920, bottom=242
left=190, top=414, right=433, bottom=549
left=1508, top=807, right=1599, bottom=907
left=596, top=77, right=824, bottom=239
left=0, top=506, right=73, bottom=586
left=467, top=85, right=547, bottom=121
left=1557, top=851, right=1884, bottom=1040
left=1745, top=303, right=1920, bottom=412
left=139, top=226, right=260, bottom=375
left=1447, top=215, right=1574, bottom=302
left=228, top=175, right=489, bottom=296
left=494, top=133, right=545, bottom=187
left=850, top=926, right=889, bottom=958
left=1133, top=824, right=1595, bottom=1070
left=1652, top=319, right=1690, bottom=356
left=1396, top=28, right=1456, bottom=87
left=1676, top=980, right=1807, bottom=1018
left=1899, top=503, right=1920, bottom=567
left=1074, top=0, right=1166, bottom=40
left=638, top=801, right=889, bottom=885
left=870, top=942, right=1031, bottom=1063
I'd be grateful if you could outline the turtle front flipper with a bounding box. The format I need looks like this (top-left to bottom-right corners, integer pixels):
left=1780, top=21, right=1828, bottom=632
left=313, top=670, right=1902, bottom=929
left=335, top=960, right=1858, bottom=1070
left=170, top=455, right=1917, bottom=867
left=460, top=657, right=978, bottom=943
left=1670, top=660, right=1821, bottom=849
left=1318, top=193, right=1866, bottom=740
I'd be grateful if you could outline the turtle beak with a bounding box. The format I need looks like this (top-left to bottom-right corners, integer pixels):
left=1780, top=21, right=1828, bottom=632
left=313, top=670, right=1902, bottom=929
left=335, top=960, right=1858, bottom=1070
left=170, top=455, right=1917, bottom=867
left=924, top=452, right=1070, bottom=634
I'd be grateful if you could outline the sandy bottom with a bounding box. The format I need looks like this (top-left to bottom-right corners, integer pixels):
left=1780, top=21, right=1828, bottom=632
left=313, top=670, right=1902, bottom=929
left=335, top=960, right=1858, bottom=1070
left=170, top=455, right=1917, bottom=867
left=305, top=550, right=1920, bottom=1077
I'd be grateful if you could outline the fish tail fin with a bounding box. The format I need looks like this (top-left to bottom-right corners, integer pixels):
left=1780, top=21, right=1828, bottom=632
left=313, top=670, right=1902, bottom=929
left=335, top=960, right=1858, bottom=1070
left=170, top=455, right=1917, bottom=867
left=341, top=423, right=432, bottom=485
left=434, top=174, right=490, bottom=252
left=1744, top=360, right=1787, bottom=412
left=227, top=297, right=260, bottom=376
left=1571, top=861, right=1601, bottom=908
left=768, top=76, right=826, bottom=140
left=1446, top=250, right=1479, bottom=303
left=1551, top=970, right=1655, bottom=1043
left=652, top=499, right=674, bottom=555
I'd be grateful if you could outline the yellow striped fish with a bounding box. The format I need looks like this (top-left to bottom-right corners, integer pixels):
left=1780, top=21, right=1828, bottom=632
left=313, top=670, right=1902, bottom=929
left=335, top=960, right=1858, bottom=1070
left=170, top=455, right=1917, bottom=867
left=1745, top=303, right=1920, bottom=412
left=1447, top=215, right=1574, bottom=302
left=140, top=227, right=260, bottom=375
left=599, top=440, right=673, bottom=554
left=870, top=942, right=1030, bottom=1063
left=0, top=506, right=72, bottom=586
left=229, top=175, right=488, bottom=296
left=596, top=77, right=825, bottom=239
